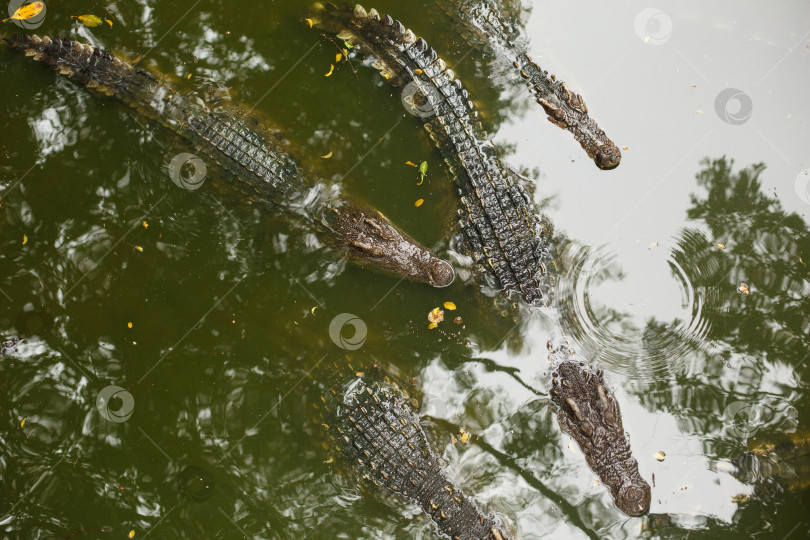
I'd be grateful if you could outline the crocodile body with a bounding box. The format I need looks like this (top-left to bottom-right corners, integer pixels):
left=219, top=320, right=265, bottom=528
left=2, top=33, right=454, bottom=288
left=314, top=4, right=553, bottom=307
left=548, top=356, right=651, bottom=516
left=320, top=364, right=511, bottom=539
left=437, top=0, right=622, bottom=170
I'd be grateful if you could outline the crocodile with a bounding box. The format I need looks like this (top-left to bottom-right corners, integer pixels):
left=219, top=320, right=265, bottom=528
left=313, top=3, right=553, bottom=307
left=436, top=0, right=622, bottom=170
left=1, top=33, right=454, bottom=288
left=548, top=352, right=651, bottom=516
left=319, top=360, right=512, bottom=539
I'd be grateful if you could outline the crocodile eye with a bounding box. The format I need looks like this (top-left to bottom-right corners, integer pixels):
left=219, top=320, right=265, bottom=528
left=616, top=482, right=651, bottom=516
left=429, top=260, right=455, bottom=287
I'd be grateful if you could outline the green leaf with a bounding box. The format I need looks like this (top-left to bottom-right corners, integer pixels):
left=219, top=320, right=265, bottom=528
left=419, top=161, right=428, bottom=175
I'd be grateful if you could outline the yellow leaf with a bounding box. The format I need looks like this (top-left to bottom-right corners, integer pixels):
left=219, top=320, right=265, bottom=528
left=142, top=221, right=149, bottom=229
left=311, top=306, right=317, bottom=314
left=414, top=69, right=423, bottom=75
left=335, top=53, right=342, bottom=62
left=129, top=531, right=135, bottom=539
left=427, top=322, right=437, bottom=329
left=187, top=73, right=192, bottom=80
left=649, top=242, right=659, bottom=248
left=106, top=19, right=114, bottom=27
left=134, top=245, right=143, bottom=252
left=20, top=418, right=26, bottom=428
left=321, top=150, right=333, bottom=159
left=654, top=451, right=666, bottom=461
left=22, top=234, right=28, bottom=245
left=737, top=282, right=750, bottom=295
left=304, top=18, right=314, bottom=28
left=74, top=14, right=103, bottom=27
left=460, top=429, right=470, bottom=443
left=405, top=161, right=417, bottom=167
left=127, top=322, right=133, bottom=329
left=443, top=301, right=456, bottom=310
left=414, top=199, right=424, bottom=207
left=715, top=242, right=725, bottom=250
left=2, top=1, right=44, bottom=22
left=324, top=456, right=333, bottom=463
left=324, top=64, right=334, bottom=77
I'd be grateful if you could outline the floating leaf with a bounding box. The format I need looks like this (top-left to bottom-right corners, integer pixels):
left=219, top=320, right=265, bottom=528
left=20, top=418, right=26, bottom=428
left=654, top=451, right=666, bottom=462
left=443, top=301, right=456, bottom=310
left=419, top=161, right=428, bottom=175
left=127, top=322, right=133, bottom=329
left=405, top=161, right=417, bottom=167
left=427, top=322, right=437, bottom=330
left=324, top=64, right=334, bottom=77
left=134, top=245, right=143, bottom=252
left=321, top=150, right=333, bottom=159
left=324, top=456, right=333, bottom=464
left=459, top=428, right=470, bottom=443
left=74, top=14, right=103, bottom=27
left=128, top=531, right=135, bottom=539
left=414, top=199, right=424, bottom=207
left=335, top=53, right=342, bottom=62
left=414, top=69, right=423, bottom=75
left=304, top=18, right=314, bottom=28
left=2, top=1, right=44, bottom=22
left=311, top=306, right=317, bottom=314
left=105, top=19, right=113, bottom=27
left=22, top=234, right=28, bottom=245
left=649, top=242, right=659, bottom=248
left=737, top=282, right=750, bottom=295
left=453, top=316, right=463, bottom=325
left=142, top=220, right=149, bottom=229
left=715, top=242, right=725, bottom=250
left=187, top=73, right=192, bottom=80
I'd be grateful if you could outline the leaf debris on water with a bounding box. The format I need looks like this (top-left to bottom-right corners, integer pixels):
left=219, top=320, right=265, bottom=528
left=2, top=1, right=44, bottom=22
left=428, top=307, right=444, bottom=329
left=106, top=19, right=114, bottom=27
left=414, top=199, right=424, bottom=207
left=649, top=242, right=659, bottom=248
left=459, top=428, right=470, bottom=443
left=22, top=234, right=28, bottom=245
left=324, top=64, right=334, bottom=77
left=715, top=242, right=726, bottom=250
left=321, top=150, right=333, bottom=159
left=142, top=221, right=149, bottom=229
left=654, top=451, right=666, bottom=461
left=20, top=418, right=26, bottom=428
left=127, top=322, right=133, bottom=329
left=134, top=245, right=143, bottom=252
left=738, top=282, right=750, bottom=295
left=405, top=161, right=417, bottom=167
left=443, top=301, right=456, bottom=310
left=73, top=14, right=103, bottom=27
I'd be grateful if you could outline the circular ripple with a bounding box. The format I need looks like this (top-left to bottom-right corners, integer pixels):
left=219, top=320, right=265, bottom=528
left=555, top=235, right=712, bottom=381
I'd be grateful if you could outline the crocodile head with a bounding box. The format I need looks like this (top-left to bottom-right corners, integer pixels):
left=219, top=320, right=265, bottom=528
left=328, top=201, right=455, bottom=287
left=550, top=360, right=651, bottom=516
left=594, top=143, right=622, bottom=170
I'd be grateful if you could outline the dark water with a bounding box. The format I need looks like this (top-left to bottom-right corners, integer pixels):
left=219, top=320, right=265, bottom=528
left=1, top=1, right=809, bottom=538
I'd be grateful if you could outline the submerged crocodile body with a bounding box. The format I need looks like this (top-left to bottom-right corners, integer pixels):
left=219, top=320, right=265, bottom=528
left=2, top=33, right=454, bottom=288
left=724, top=434, right=810, bottom=502
left=437, top=0, right=622, bottom=170
left=320, top=362, right=511, bottom=539
left=314, top=3, right=552, bottom=307
left=549, top=353, right=651, bottom=516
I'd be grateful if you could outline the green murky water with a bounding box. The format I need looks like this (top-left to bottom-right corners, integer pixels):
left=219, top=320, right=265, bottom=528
left=2, top=1, right=809, bottom=538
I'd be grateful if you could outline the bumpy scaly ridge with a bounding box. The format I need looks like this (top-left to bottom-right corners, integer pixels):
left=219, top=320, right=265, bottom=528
left=322, top=372, right=510, bottom=539
left=314, top=4, right=553, bottom=306
left=548, top=354, right=651, bottom=516
left=439, top=0, right=622, bottom=170
left=3, top=33, right=455, bottom=287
